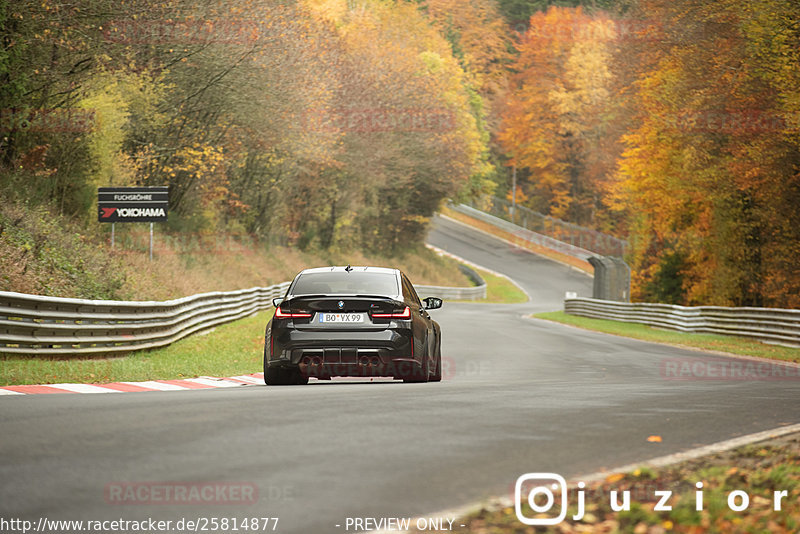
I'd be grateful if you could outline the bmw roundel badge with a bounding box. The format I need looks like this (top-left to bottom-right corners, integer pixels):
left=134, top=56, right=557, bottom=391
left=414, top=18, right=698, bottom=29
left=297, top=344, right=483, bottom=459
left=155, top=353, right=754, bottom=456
left=338, top=301, right=344, bottom=309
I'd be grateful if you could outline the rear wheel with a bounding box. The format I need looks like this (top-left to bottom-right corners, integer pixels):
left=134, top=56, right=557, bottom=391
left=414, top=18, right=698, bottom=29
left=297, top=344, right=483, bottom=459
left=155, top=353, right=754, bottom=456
left=264, top=334, right=308, bottom=385
left=294, top=371, right=309, bottom=385
left=265, top=366, right=308, bottom=386
left=265, top=365, right=291, bottom=386
left=430, top=329, right=442, bottom=382
left=403, top=343, right=430, bottom=383
left=264, top=345, right=309, bottom=386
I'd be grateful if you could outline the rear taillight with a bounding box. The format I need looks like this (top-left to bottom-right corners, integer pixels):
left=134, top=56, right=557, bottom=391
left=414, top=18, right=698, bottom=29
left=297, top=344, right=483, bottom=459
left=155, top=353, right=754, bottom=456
left=274, top=307, right=312, bottom=319
left=371, top=306, right=411, bottom=319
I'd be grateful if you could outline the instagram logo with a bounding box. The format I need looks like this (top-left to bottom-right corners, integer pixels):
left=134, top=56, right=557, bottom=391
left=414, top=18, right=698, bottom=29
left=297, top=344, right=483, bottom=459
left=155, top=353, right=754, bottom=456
left=514, top=473, right=567, bottom=525
left=513, top=472, right=790, bottom=526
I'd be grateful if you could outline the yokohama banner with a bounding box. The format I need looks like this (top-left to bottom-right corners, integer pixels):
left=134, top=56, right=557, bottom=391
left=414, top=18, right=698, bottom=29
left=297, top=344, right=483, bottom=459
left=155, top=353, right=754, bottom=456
left=98, top=187, right=169, bottom=223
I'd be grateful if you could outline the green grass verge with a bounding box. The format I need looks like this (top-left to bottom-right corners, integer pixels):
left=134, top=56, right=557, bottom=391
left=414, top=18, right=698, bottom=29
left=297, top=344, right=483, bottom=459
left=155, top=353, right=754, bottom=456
left=479, top=270, right=529, bottom=304
left=451, top=268, right=528, bottom=304
left=0, top=310, right=272, bottom=386
left=450, top=433, right=800, bottom=534
left=534, top=311, right=800, bottom=363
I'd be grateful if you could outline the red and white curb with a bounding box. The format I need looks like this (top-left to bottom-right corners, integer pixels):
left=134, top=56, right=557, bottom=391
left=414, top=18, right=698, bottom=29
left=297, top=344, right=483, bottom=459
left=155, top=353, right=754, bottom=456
left=0, top=373, right=264, bottom=395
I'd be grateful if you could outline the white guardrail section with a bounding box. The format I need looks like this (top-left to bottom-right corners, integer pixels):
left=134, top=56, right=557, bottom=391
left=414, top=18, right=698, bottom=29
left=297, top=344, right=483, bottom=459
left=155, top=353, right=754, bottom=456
left=417, top=263, right=487, bottom=301
left=0, top=278, right=485, bottom=356
left=415, top=284, right=485, bottom=301
left=565, top=297, right=800, bottom=348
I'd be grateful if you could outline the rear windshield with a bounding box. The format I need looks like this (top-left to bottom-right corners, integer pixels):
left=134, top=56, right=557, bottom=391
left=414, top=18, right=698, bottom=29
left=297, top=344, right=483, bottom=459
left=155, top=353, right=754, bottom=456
left=290, top=272, right=400, bottom=296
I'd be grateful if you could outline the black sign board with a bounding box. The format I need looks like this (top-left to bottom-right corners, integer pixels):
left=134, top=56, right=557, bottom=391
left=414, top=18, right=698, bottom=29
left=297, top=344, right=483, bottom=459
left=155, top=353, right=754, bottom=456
left=98, top=187, right=169, bottom=223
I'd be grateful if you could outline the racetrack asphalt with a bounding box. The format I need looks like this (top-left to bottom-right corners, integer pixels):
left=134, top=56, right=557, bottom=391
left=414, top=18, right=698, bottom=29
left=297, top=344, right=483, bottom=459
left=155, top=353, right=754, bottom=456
left=1, top=215, right=798, bottom=533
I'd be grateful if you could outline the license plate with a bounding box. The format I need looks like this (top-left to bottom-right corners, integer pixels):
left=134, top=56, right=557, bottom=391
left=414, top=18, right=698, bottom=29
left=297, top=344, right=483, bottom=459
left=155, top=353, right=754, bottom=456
left=319, top=313, right=363, bottom=323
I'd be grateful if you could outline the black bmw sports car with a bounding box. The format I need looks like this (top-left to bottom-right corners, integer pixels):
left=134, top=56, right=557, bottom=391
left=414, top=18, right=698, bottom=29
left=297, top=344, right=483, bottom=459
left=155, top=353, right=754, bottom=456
left=264, top=266, right=443, bottom=385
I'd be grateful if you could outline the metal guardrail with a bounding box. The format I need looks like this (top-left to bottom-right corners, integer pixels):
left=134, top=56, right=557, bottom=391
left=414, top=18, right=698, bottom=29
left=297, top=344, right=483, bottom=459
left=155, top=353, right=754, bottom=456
left=461, top=197, right=628, bottom=257
left=0, top=277, right=484, bottom=356
left=449, top=202, right=634, bottom=301
left=0, top=284, right=291, bottom=356
left=416, top=285, right=486, bottom=300
left=450, top=203, right=595, bottom=261
left=417, top=264, right=487, bottom=301
left=565, top=297, right=800, bottom=347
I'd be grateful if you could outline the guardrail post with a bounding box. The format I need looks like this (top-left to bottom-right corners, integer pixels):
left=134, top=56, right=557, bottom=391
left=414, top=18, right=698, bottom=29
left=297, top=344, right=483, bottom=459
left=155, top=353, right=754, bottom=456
left=588, top=256, right=630, bottom=302
left=588, top=256, right=608, bottom=300
left=610, top=257, right=631, bottom=303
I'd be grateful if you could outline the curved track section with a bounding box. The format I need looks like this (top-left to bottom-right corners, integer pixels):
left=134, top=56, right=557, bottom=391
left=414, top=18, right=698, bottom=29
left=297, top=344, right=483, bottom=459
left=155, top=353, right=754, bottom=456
left=1, top=216, right=798, bottom=533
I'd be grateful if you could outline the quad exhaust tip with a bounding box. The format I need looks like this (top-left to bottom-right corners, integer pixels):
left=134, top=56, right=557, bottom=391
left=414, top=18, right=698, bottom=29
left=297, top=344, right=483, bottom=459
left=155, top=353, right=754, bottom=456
left=301, top=356, right=380, bottom=366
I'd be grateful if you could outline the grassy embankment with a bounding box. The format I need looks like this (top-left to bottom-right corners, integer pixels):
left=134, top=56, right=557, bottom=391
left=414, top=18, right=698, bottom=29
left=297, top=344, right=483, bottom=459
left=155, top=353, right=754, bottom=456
left=534, top=312, right=800, bottom=364
left=453, top=268, right=528, bottom=304
left=0, top=310, right=274, bottom=386
left=1, top=201, right=471, bottom=300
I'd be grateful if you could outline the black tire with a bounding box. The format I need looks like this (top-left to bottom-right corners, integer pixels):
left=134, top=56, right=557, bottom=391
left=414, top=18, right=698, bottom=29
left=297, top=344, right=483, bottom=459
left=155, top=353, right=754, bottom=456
left=265, top=366, right=308, bottom=386
left=264, top=332, right=307, bottom=385
left=430, top=328, right=442, bottom=382
left=265, top=365, right=293, bottom=386
left=403, top=341, right=430, bottom=383
left=294, top=372, right=309, bottom=385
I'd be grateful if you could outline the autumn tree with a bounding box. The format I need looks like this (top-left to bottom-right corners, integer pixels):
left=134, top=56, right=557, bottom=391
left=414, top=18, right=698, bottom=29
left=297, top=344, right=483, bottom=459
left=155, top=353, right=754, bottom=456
left=499, top=6, right=619, bottom=224
left=2, top=0, right=493, bottom=256
left=612, top=0, right=800, bottom=307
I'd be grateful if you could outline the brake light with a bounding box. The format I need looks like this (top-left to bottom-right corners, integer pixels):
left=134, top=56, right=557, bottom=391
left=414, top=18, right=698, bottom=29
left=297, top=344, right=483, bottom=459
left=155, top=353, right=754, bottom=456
left=372, top=306, right=411, bottom=319
left=275, top=307, right=312, bottom=319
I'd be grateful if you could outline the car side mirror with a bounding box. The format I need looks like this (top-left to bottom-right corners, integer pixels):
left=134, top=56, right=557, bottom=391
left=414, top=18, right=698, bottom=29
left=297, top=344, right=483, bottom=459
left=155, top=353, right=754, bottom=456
left=423, top=297, right=442, bottom=310
left=272, top=298, right=284, bottom=308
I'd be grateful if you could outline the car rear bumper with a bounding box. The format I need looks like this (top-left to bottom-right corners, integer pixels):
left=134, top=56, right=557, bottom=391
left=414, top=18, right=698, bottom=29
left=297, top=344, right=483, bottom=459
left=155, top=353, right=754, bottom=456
left=268, top=328, right=423, bottom=379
